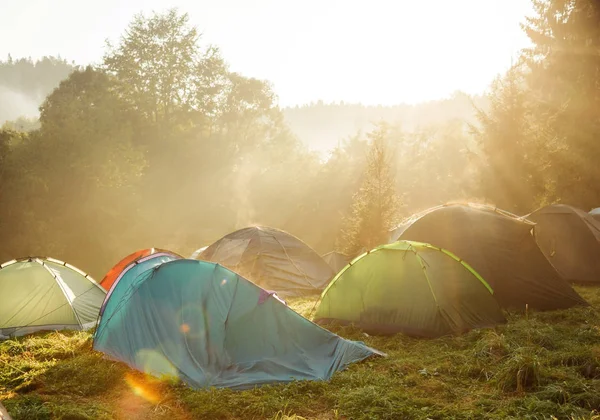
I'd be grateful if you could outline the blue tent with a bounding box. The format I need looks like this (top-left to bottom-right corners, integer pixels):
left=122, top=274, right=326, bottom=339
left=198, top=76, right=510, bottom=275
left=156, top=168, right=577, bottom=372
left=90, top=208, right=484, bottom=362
left=93, top=259, right=383, bottom=390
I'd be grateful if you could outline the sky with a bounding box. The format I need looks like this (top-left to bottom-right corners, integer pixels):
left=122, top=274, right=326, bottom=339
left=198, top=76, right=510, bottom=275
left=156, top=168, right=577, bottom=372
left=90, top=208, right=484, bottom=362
left=0, top=0, right=534, bottom=106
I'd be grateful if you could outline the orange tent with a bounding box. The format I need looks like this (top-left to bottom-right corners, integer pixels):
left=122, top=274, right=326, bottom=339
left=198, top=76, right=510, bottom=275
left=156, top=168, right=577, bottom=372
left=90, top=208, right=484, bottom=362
left=100, top=248, right=183, bottom=290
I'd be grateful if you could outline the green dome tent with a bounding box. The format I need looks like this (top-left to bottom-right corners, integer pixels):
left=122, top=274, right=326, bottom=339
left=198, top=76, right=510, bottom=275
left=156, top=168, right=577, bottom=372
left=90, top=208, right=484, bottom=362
left=390, top=203, right=587, bottom=312
left=93, top=259, right=383, bottom=390
left=197, top=226, right=335, bottom=297
left=0, top=257, right=106, bottom=339
left=314, top=241, right=506, bottom=338
left=527, top=204, right=600, bottom=284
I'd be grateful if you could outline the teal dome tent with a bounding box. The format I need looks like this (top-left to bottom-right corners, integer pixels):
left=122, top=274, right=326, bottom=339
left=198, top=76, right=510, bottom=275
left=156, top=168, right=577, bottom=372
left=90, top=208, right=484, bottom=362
left=98, top=250, right=181, bottom=320
left=94, top=259, right=383, bottom=390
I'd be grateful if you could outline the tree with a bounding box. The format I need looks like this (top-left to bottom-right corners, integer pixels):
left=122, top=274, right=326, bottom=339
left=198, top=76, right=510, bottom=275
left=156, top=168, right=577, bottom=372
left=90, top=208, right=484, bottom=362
left=471, top=65, right=546, bottom=213
left=102, top=7, right=238, bottom=133
left=1, top=116, right=40, bottom=132
left=520, top=0, right=600, bottom=208
left=284, top=132, right=369, bottom=253
left=38, top=66, right=146, bottom=191
left=0, top=129, right=45, bottom=263
left=0, top=129, right=10, bottom=176
left=4, top=66, right=148, bottom=276
left=393, top=120, right=477, bottom=213
left=339, top=124, right=402, bottom=255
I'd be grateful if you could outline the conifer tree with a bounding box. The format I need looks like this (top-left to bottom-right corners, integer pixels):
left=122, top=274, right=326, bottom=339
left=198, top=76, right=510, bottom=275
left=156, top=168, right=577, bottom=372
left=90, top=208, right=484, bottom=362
left=339, top=123, right=401, bottom=255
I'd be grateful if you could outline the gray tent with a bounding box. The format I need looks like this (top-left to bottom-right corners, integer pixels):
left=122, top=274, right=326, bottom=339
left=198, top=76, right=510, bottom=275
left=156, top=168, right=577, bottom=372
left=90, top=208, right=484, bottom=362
left=189, top=246, right=208, bottom=259
left=590, top=208, right=600, bottom=221
left=527, top=204, right=600, bottom=284
left=322, top=251, right=351, bottom=273
left=389, top=203, right=587, bottom=312
left=196, top=226, right=335, bottom=297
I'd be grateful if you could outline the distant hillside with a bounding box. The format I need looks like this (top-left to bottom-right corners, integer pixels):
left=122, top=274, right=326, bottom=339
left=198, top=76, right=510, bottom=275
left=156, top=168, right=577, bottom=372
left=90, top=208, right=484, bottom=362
left=0, top=56, right=76, bottom=123
left=0, top=56, right=490, bottom=155
left=282, top=92, right=489, bottom=152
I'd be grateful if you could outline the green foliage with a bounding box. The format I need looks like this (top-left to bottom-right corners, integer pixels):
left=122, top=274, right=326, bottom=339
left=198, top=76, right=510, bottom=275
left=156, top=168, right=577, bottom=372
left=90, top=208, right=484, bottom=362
left=395, top=119, right=478, bottom=212
left=40, top=354, right=126, bottom=397
left=284, top=132, right=369, bottom=253
left=0, top=10, right=496, bottom=270
left=1, top=116, right=40, bottom=132
left=472, top=65, right=546, bottom=214
left=1, top=0, right=599, bottom=273
left=0, top=332, right=91, bottom=393
left=103, top=8, right=203, bottom=125
left=4, top=395, right=112, bottom=420
left=0, top=66, right=148, bottom=275
left=3, top=395, right=51, bottom=420
left=473, top=0, right=600, bottom=211
left=0, top=129, right=12, bottom=178
left=0, top=10, right=307, bottom=276
left=495, top=347, right=543, bottom=392
left=524, top=0, right=600, bottom=209
left=339, top=123, right=402, bottom=255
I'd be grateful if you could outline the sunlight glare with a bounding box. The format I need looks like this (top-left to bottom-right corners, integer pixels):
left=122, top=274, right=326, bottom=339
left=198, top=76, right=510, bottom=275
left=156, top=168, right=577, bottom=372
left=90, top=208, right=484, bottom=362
left=124, top=372, right=161, bottom=404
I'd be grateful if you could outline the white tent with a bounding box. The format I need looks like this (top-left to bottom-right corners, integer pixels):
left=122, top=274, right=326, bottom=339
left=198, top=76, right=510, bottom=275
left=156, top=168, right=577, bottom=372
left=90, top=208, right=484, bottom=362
left=0, top=257, right=106, bottom=339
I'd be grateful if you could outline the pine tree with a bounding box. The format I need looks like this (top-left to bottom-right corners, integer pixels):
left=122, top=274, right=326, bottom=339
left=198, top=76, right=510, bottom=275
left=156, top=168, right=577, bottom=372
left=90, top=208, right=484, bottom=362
left=521, top=0, right=600, bottom=208
left=339, top=123, right=401, bottom=255
left=471, top=65, right=546, bottom=213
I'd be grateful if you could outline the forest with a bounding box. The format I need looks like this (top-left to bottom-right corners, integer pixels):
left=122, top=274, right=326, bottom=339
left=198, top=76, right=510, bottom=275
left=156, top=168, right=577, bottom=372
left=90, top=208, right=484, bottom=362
left=1, top=0, right=599, bottom=280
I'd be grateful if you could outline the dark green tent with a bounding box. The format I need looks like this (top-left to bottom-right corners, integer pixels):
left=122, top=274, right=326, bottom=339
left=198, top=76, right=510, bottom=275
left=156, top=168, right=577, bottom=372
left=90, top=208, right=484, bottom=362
left=390, top=204, right=587, bottom=311
left=527, top=204, right=600, bottom=284
left=196, top=226, right=334, bottom=297
left=315, top=241, right=506, bottom=338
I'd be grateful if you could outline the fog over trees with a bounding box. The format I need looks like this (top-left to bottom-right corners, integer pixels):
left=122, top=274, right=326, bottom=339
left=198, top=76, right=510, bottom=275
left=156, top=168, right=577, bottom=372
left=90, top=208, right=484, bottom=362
left=1, top=1, right=598, bottom=279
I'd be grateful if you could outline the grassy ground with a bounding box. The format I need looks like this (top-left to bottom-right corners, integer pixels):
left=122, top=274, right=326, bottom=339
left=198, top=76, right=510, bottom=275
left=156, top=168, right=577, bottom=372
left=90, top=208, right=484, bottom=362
left=2, top=288, right=600, bottom=420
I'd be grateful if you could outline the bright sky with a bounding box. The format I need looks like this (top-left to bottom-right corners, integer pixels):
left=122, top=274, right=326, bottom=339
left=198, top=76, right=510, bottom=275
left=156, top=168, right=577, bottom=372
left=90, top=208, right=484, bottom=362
left=0, top=0, right=533, bottom=106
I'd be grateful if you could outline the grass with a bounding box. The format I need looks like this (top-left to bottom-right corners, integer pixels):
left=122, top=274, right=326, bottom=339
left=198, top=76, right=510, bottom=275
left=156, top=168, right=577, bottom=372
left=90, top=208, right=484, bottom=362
left=1, top=287, right=600, bottom=419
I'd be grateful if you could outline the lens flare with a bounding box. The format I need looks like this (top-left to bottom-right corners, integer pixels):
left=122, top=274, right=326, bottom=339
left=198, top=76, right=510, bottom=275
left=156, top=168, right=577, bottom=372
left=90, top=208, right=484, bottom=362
left=135, top=349, right=178, bottom=378
left=124, top=372, right=161, bottom=404
left=177, top=304, right=207, bottom=340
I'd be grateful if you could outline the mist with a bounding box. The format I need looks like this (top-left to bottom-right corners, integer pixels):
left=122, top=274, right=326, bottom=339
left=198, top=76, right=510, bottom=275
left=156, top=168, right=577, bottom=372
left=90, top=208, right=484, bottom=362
left=0, top=4, right=598, bottom=280
left=0, top=85, right=41, bottom=123
left=2, top=2, right=600, bottom=417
